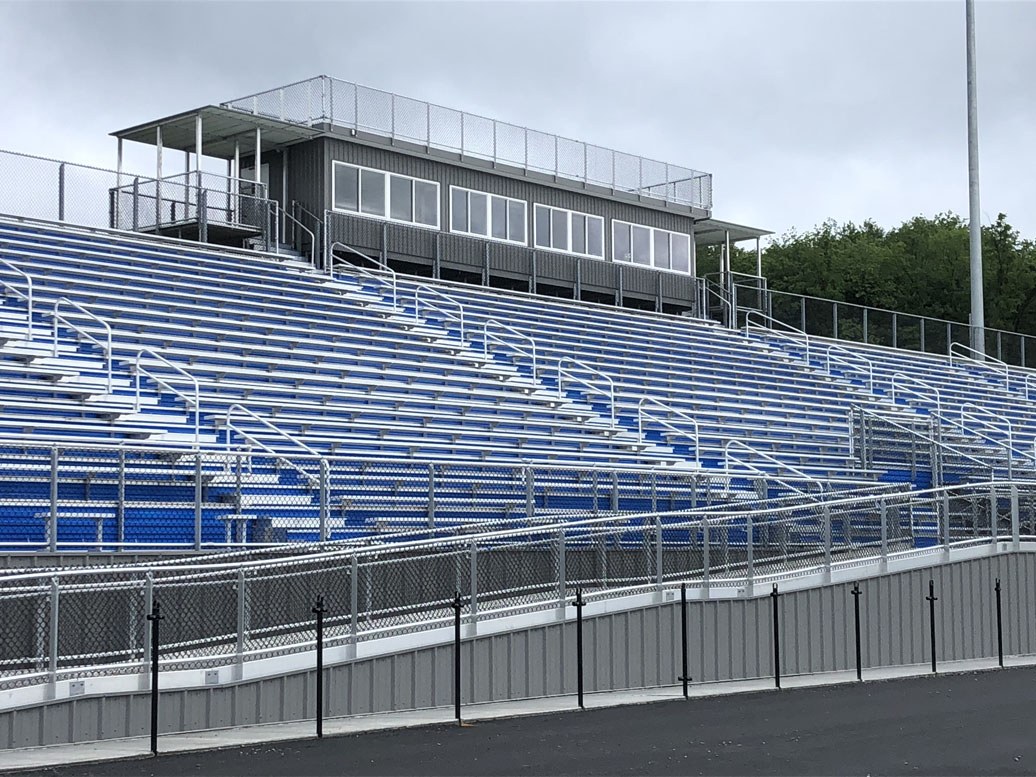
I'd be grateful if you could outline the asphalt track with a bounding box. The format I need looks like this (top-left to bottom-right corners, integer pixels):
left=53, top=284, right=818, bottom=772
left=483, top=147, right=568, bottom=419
left=16, top=666, right=1036, bottom=776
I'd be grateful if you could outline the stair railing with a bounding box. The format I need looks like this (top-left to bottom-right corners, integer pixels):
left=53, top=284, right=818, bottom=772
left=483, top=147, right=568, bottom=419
left=743, top=309, right=811, bottom=365
left=0, top=258, right=33, bottom=340
left=51, top=298, right=113, bottom=393
left=824, top=343, right=875, bottom=392
left=638, top=397, right=698, bottom=462
left=890, top=372, right=942, bottom=418
left=957, top=402, right=1036, bottom=480
left=133, top=349, right=200, bottom=446
left=852, top=405, right=995, bottom=485
left=949, top=342, right=1012, bottom=387
left=559, top=358, right=616, bottom=423
left=483, top=319, right=538, bottom=379
left=328, top=240, right=398, bottom=308
left=276, top=202, right=317, bottom=267
left=722, top=439, right=824, bottom=495
left=413, top=284, right=465, bottom=340
left=223, top=403, right=323, bottom=488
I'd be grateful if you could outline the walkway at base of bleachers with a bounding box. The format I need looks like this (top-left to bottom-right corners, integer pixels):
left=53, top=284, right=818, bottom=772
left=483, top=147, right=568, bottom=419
left=6, top=654, right=1035, bottom=774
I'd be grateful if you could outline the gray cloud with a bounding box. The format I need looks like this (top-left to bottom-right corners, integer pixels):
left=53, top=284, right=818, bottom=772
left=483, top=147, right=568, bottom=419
left=0, top=0, right=1033, bottom=239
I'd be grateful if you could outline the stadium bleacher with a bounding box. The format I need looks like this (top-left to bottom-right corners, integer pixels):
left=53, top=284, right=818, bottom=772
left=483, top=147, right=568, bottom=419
left=0, top=216, right=1027, bottom=548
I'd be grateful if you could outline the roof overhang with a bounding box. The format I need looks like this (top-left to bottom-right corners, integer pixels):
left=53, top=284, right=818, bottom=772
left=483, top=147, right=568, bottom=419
left=111, top=106, right=323, bottom=159
left=693, top=217, right=772, bottom=246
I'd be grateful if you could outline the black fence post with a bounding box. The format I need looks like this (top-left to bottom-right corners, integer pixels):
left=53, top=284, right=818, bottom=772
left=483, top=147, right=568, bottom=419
left=146, top=600, right=164, bottom=756
left=771, top=584, right=781, bottom=689
left=926, top=579, right=938, bottom=673
left=312, top=595, right=326, bottom=738
left=451, top=591, right=463, bottom=724
left=679, top=583, right=690, bottom=698
left=574, top=588, right=585, bottom=709
left=995, top=578, right=1004, bottom=668
left=852, top=583, right=863, bottom=681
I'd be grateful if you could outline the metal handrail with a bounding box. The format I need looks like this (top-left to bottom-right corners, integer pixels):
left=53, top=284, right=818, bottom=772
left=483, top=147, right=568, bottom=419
left=637, top=397, right=698, bottom=461
left=0, top=258, right=33, bottom=340
left=722, top=439, right=823, bottom=495
left=890, top=372, right=942, bottom=417
left=956, top=402, right=1036, bottom=478
left=413, top=284, right=465, bottom=340
left=224, top=403, right=323, bottom=487
left=328, top=240, right=398, bottom=307
left=483, top=319, right=538, bottom=379
left=824, top=343, right=874, bottom=392
left=949, top=342, right=1011, bottom=386
left=277, top=202, right=317, bottom=266
left=51, top=298, right=112, bottom=392
left=743, top=309, right=811, bottom=364
left=854, top=405, right=993, bottom=472
left=133, top=349, right=200, bottom=445
left=558, top=359, right=616, bottom=423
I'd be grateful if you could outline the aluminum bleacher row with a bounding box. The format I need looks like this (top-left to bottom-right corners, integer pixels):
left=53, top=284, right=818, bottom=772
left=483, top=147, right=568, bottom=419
left=0, top=217, right=1025, bottom=548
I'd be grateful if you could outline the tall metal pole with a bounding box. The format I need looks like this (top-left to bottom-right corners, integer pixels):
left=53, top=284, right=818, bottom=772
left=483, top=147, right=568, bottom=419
left=966, top=0, right=985, bottom=355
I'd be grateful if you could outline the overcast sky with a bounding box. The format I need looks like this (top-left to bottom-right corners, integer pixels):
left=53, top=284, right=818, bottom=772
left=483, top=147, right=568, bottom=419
left=0, top=0, right=1033, bottom=241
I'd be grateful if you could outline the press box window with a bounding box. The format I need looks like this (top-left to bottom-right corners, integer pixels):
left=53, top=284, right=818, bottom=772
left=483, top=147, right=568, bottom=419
left=612, top=221, right=692, bottom=273
left=449, top=187, right=527, bottom=245
left=532, top=205, right=604, bottom=259
left=332, top=161, right=439, bottom=228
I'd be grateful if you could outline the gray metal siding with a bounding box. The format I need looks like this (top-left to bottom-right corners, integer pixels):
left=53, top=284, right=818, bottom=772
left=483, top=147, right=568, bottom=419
left=317, top=137, right=695, bottom=305
left=5, top=552, right=1035, bottom=749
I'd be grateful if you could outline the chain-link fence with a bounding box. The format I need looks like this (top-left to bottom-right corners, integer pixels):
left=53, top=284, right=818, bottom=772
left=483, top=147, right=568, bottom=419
left=2, top=479, right=1031, bottom=693
left=222, top=76, right=712, bottom=211
left=0, top=148, right=277, bottom=250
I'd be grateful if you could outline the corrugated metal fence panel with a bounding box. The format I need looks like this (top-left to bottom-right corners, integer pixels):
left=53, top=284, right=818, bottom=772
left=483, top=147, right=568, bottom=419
left=6, top=553, right=1036, bottom=749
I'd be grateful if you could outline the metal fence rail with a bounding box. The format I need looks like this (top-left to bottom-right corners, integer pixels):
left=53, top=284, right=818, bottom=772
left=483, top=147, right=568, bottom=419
left=740, top=284, right=1036, bottom=369
left=221, top=75, right=713, bottom=211
left=0, top=479, right=1026, bottom=693
left=0, top=442, right=881, bottom=554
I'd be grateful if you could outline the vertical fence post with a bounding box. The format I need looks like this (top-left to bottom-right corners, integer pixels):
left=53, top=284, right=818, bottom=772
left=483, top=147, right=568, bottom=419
left=48, top=577, right=59, bottom=689
left=117, top=448, right=127, bottom=552
left=892, top=312, right=898, bottom=348
left=771, top=583, right=781, bottom=689
left=679, top=582, right=690, bottom=698
left=57, top=163, right=66, bottom=222
left=823, top=505, right=832, bottom=578
left=236, top=568, right=247, bottom=679
left=556, top=527, right=567, bottom=605
left=319, top=459, right=330, bottom=543
left=193, top=453, right=202, bottom=551
left=746, top=514, right=754, bottom=588
left=574, top=587, right=585, bottom=709
left=926, top=579, right=938, bottom=673
left=427, top=463, right=436, bottom=529
left=469, top=541, right=479, bottom=629
left=880, top=499, right=888, bottom=568
left=1011, top=485, right=1020, bottom=550
left=146, top=600, right=164, bottom=755
left=525, top=466, right=535, bottom=519
left=995, top=577, right=1004, bottom=668
left=852, top=583, right=863, bottom=681
left=49, top=446, right=59, bottom=553
left=350, top=555, right=359, bottom=644
left=702, top=519, right=710, bottom=596
left=312, top=595, right=326, bottom=738
left=451, top=591, right=463, bottom=724
left=654, top=514, right=664, bottom=588
left=132, top=177, right=140, bottom=231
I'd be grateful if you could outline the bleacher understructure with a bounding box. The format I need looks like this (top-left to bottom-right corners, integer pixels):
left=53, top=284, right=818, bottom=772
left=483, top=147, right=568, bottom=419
left=0, top=216, right=1032, bottom=551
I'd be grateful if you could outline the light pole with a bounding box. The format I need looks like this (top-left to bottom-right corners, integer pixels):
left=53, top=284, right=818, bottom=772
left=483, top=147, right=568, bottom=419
left=966, top=0, right=985, bottom=355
